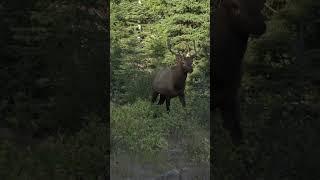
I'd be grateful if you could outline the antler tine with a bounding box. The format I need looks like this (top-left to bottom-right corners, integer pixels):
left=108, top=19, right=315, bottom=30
left=190, top=39, right=197, bottom=59
left=264, top=2, right=278, bottom=14
left=167, top=37, right=178, bottom=55
left=193, top=40, right=197, bottom=54
left=184, top=42, right=190, bottom=57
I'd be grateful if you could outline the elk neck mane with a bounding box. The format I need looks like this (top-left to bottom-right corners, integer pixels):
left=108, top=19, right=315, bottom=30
left=171, top=62, right=188, bottom=90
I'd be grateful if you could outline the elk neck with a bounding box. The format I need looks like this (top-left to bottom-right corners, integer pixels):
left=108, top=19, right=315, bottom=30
left=172, top=63, right=188, bottom=90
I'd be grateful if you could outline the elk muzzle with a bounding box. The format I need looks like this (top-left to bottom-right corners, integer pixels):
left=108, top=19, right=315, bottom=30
left=183, top=65, right=193, bottom=73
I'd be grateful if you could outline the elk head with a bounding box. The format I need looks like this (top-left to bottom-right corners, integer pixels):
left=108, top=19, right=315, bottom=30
left=167, top=38, right=198, bottom=73
left=222, top=0, right=267, bottom=36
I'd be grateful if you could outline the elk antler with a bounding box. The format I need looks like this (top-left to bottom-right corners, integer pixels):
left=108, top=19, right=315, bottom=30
left=167, top=37, right=178, bottom=55
left=167, top=37, right=184, bottom=62
left=188, top=40, right=198, bottom=58
left=264, top=3, right=278, bottom=14
left=185, top=40, right=198, bottom=58
left=193, top=40, right=197, bottom=54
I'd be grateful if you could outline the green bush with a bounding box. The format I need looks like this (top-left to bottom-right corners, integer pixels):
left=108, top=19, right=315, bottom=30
left=111, top=99, right=170, bottom=155
left=0, top=117, right=107, bottom=180
left=111, top=95, right=210, bottom=163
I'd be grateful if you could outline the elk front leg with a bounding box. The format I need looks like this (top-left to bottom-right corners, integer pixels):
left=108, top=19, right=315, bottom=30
left=220, top=89, right=243, bottom=145
left=178, top=93, right=186, bottom=107
left=165, top=97, right=171, bottom=112
left=151, top=91, right=159, bottom=104
left=158, top=95, right=166, bottom=105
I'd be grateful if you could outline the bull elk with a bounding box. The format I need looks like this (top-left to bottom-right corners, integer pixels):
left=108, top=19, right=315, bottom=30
left=213, top=0, right=267, bottom=145
left=151, top=39, right=197, bottom=111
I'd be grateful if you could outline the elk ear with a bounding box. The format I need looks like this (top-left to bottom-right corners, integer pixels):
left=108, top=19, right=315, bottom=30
left=223, top=0, right=241, bottom=17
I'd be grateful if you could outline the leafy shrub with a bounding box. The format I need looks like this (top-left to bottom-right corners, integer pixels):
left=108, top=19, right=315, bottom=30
left=0, top=116, right=107, bottom=180
left=111, top=99, right=170, bottom=155
left=111, top=95, right=210, bottom=164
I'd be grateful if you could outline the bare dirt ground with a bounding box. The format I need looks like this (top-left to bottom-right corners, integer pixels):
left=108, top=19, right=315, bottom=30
left=110, top=135, right=210, bottom=180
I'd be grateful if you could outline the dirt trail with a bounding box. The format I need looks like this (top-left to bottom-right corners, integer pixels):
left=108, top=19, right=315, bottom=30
left=110, top=135, right=210, bottom=180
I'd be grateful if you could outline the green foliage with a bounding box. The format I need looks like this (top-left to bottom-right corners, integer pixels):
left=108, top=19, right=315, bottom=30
left=111, top=96, right=210, bottom=163
left=1, top=0, right=108, bottom=179
left=1, top=0, right=107, bottom=135
left=111, top=100, right=169, bottom=154
left=214, top=0, right=320, bottom=179
left=0, top=118, right=107, bottom=179
left=110, top=2, right=210, bottom=175
left=111, top=0, right=210, bottom=104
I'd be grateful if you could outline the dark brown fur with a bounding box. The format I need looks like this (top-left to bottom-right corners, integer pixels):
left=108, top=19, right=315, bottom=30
left=213, top=0, right=267, bottom=145
left=152, top=40, right=196, bottom=111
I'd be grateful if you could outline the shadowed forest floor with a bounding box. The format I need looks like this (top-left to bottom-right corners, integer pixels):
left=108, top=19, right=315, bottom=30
left=111, top=134, right=210, bottom=180
left=110, top=98, right=210, bottom=179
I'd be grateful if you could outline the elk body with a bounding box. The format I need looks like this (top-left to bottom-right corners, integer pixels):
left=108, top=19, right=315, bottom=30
left=151, top=40, right=197, bottom=111
left=213, top=0, right=267, bottom=145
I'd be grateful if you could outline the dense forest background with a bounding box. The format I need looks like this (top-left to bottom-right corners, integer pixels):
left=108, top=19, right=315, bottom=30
left=0, top=0, right=319, bottom=179
left=214, top=0, right=320, bottom=179
left=0, top=0, right=108, bottom=179
left=110, top=0, right=210, bottom=178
